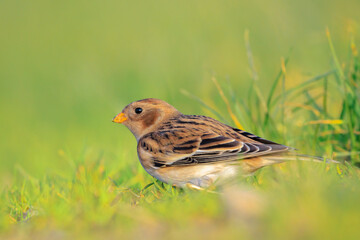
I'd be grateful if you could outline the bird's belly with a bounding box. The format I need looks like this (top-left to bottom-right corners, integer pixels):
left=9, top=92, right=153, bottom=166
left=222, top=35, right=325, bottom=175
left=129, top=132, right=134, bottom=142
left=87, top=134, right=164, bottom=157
left=146, top=164, right=239, bottom=188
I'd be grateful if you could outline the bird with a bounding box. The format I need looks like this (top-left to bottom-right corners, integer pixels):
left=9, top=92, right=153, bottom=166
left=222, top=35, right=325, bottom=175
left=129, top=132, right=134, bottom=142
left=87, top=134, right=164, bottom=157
left=113, top=98, right=334, bottom=188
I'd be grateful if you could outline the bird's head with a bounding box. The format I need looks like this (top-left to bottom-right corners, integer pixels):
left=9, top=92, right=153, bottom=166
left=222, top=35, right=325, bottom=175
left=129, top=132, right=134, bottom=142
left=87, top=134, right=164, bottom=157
left=113, top=98, right=181, bottom=140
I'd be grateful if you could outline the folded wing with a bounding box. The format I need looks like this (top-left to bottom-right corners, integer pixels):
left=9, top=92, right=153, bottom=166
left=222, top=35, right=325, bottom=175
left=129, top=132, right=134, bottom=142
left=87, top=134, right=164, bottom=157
left=139, top=130, right=289, bottom=168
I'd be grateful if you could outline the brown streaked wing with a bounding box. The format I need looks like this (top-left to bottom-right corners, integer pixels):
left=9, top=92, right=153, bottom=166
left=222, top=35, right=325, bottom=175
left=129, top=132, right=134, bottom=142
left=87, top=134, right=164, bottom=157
left=159, top=133, right=288, bottom=167
left=140, top=116, right=290, bottom=167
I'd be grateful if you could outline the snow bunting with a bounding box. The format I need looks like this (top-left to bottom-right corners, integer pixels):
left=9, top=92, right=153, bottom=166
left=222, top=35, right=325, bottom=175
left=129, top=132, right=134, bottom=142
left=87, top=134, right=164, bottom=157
left=113, top=98, right=328, bottom=188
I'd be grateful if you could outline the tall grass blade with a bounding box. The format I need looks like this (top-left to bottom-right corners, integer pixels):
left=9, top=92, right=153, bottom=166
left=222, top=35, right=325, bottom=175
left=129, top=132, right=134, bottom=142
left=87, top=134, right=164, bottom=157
left=212, top=77, right=245, bottom=129
left=180, top=89, right=228, bottom=124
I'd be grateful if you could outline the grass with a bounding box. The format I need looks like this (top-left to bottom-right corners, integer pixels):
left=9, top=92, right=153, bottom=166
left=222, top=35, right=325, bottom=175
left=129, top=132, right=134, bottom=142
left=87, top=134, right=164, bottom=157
left=1, top=1, right=360, bottom=239
left=1, top=29, right=360, bottom=239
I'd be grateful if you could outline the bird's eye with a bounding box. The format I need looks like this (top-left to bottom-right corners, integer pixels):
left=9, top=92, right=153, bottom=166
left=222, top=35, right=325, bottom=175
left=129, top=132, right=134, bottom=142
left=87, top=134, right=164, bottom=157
left=135, top=107, right=143, bottom=114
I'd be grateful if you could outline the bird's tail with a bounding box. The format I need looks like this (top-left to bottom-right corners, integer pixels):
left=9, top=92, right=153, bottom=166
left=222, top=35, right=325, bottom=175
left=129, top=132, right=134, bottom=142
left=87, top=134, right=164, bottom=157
left=262, top=153, right=339, bottom=164
left=240, top=153, right=339, bottom=174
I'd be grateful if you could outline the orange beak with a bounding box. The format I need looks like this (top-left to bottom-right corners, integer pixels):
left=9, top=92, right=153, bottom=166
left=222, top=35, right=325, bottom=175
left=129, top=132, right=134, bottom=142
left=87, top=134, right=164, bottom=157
left=112, top=113, right=127, bottom=123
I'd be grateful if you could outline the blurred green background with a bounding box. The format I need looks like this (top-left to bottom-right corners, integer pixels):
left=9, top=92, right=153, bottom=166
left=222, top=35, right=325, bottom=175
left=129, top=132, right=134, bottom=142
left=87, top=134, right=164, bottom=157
left=1, top=1, right=360, bottom=238
left=1, top=0, right=359, bottom=181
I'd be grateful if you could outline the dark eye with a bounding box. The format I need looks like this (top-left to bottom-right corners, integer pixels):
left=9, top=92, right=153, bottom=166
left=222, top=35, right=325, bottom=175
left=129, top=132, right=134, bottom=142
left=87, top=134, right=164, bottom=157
left=135, top=107, right=143, bottom=114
